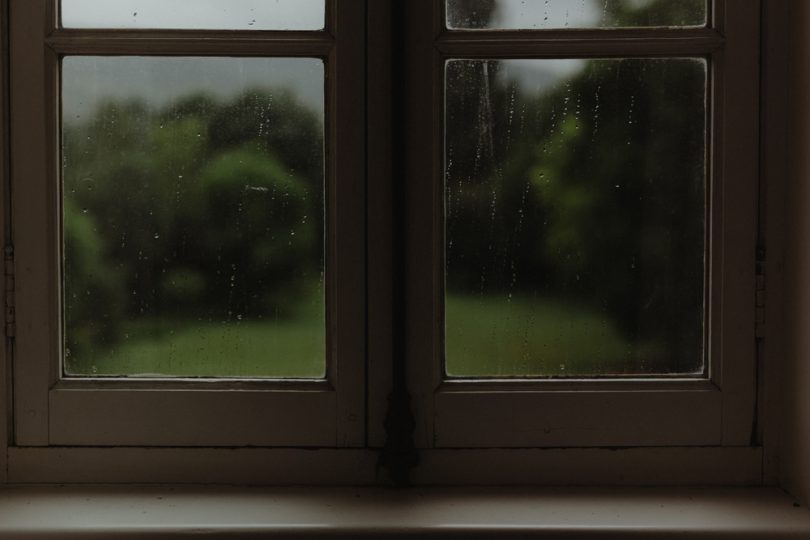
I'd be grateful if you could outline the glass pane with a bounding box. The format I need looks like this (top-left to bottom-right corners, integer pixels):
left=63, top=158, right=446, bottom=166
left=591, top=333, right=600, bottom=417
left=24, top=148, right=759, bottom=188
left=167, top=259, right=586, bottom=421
left=62, top=0, right=325, bottom=30
left=62, top=56, right=325, bottom=378
left=445, top=58, right=706, bottom=378
left=447, top=0, right=707, bottom=29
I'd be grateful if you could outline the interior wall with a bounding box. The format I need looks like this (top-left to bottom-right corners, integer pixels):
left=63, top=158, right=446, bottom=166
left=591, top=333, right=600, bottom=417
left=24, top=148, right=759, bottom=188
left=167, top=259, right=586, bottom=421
left=779, top=0, right=810, bottom=506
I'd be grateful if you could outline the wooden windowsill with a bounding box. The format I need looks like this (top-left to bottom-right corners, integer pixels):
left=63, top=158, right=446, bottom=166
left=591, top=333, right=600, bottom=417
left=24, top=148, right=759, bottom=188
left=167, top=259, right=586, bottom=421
left=1, top=486, right=809, bottom=538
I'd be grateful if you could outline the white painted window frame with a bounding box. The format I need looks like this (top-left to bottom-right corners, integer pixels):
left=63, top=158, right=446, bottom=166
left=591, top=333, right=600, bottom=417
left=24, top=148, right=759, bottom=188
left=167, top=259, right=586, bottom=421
left=402, top=0, right=761, bottom=449
left=9, top=0, right=367, bottom=448
left=0, top=0, right=771, bottom=486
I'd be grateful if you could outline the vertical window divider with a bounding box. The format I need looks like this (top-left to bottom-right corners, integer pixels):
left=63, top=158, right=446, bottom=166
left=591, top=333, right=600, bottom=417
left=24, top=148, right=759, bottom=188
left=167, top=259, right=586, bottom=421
left=379, top=0, right=419, bottom=486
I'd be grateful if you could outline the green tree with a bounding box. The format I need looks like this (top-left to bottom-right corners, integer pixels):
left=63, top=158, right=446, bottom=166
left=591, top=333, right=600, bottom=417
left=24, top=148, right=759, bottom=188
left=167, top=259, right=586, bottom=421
left=63, top=87, right=324, bottom=354
left=63, top=198, right=126, bottom=366
left=174, top=147, right=317, bottom=318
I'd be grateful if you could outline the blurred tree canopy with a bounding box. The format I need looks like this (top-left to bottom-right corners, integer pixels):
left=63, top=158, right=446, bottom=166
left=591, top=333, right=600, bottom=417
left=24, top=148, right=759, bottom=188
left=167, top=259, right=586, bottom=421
left=446, top=0, right=496, bottom=28
left=63, top=89, right=324, bottom=361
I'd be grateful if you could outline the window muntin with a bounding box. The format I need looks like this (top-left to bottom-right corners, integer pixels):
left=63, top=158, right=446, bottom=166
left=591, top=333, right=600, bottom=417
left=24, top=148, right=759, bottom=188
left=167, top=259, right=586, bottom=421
left=446, top=0, right=708, bottom=30
left=444, top=57, right=707, bottom=378
left=61, top=0, right=326, bottom=31
left=62, top=56, right=326, bottom=379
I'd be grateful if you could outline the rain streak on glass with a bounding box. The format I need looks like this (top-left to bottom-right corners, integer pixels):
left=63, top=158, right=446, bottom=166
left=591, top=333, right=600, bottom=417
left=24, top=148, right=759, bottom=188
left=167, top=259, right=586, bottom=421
left=446, top=0, right=707, bottom=29
left=62, top=56, right=326, bottom=378
left=444, top=58, right=707, bottom=378
left=62, top=0, right=325, bottom=30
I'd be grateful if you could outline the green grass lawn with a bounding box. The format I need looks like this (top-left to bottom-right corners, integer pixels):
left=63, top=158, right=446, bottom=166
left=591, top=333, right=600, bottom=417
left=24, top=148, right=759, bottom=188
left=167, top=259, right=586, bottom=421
left=445, top=293, right=664, bottom=377
left=66, top=293, right=663, bottom=379
left=67, top=316, right=325, bottom=378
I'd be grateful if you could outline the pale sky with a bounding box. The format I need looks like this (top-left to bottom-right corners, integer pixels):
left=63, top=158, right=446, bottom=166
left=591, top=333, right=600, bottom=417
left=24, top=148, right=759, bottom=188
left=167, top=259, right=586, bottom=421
left=62, top=0, right=324, bottom=30
left=61, top=1, right=668, bottom=121
left=63, top=56, right=325, bottom=120
left=491, top=0, right=605, bottom=29
left=62, top=0, right=663, bottom=31
left=488, top=0, right=662, bottom=29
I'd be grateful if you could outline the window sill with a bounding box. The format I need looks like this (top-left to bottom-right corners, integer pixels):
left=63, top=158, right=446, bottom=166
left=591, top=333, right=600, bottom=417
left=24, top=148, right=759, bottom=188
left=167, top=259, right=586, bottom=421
left=1, top=486, right=809, bottom=538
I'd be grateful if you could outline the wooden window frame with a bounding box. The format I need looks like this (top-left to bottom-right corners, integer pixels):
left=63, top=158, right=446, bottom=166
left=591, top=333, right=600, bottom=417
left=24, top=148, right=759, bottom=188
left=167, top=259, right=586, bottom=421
left=402, top=0, right=761, bottom=449
left=0, top=0, right=769, bottom=485
left=10, top=0, right=367, bottom=447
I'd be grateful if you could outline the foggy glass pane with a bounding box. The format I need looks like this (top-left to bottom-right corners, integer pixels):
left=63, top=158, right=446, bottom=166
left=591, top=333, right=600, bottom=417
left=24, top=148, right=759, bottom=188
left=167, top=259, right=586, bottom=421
left=62, top=56, right=325, bottom=378
left=447, top=0, right=707, bottom=29
left=445, top=58, right=706, bottom=377
left=62, top=0, right=324, bottom=30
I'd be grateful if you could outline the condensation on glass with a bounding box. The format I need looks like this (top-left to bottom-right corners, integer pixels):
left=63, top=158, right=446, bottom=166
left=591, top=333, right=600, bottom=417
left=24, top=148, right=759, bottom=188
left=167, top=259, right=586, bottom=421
left=446, top=0, right=707, bottom=30
left=62, top=56, right=326, bottom=378
left=444, top=58, right=707, bottom=378
left=61, top=0, right=325, bottom=31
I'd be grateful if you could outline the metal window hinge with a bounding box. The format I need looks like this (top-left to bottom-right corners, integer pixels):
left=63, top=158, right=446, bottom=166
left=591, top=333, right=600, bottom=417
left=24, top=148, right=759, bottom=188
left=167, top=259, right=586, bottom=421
left=4, top=244, right=14, bottom=339
left=755, top=246, right=766, bottom=339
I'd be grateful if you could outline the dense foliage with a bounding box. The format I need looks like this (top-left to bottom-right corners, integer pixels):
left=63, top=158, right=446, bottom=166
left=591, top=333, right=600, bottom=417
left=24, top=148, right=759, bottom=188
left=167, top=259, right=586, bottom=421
left=63, top=90, right=324, bottom=363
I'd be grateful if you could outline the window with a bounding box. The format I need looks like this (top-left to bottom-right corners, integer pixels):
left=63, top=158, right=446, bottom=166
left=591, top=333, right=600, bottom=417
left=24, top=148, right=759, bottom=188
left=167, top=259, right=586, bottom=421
left=403, top=0, right=760, bottom=449
left=2, top=0, right=762, bottom=484
left=11, top=0, right=366, bottom=447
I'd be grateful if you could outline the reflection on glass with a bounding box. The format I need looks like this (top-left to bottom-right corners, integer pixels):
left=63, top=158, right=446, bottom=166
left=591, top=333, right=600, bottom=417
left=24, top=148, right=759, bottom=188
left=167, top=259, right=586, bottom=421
left=62, top=0, right=325, bottom=30
left=62, top=56, right=325, bottom=378
left=445, top=58, right=707, bottom=377
left=447, top=0, right=706, bottom=29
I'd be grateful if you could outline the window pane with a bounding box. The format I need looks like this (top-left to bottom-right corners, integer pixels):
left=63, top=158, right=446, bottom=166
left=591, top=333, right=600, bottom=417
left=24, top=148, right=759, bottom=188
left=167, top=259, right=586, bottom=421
left=61, top=0, right=325, bottom=30
left=62, top=56, right=325, bottom=378
left=445, top=58, right=706, bottom=378
left=447, top=0, right=707, bottom=29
